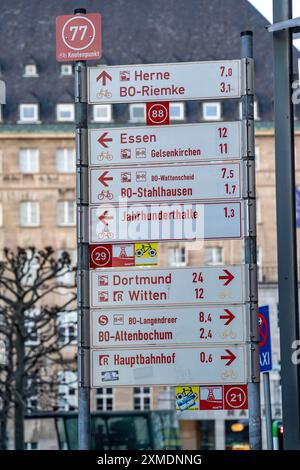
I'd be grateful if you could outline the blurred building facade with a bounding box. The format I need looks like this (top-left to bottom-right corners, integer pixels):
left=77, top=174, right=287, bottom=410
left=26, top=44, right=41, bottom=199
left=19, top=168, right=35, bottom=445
left=0, top=0, right=298, bottom=449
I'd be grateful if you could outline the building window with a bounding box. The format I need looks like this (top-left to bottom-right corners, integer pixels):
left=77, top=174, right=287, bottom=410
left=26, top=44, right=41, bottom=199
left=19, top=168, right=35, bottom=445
left=257, top=247, right=263, bottom=282
left=25, top=442, right=38, bottom=450
left=254, top=100, right=260, bottom=120
left=204, top=247, right=223, bottom=265
left=57, top=249, right=76, bottom=285
left=20, top=201, right=40, bottom=226
left=60, top=64, right=72, bottom=76
left=133, top=387, right=151, bottom=410
left=168, top=247, right=187, bottom=267
left=0, top=340, right=6, bottom=365
left=23, top=64, right=38, bottom=77
left=129, top=104, right=145, bottom=123
left=256, top=199, right=261, bottom=224
left=255, top=146, right=260, bottom=169
left=57, top=371, right=77, bottom=411
left=96, top=388, right=114, bottom=411
left=56, top=104, right=74, bottom=122
left=93, top=104, right=113, bottom=122
left=26, top=376, right=39, bottom=413
left=57, top=201, right=76, bottom=226
left=56, top=148, right=75, bottom=173
left=25, top=310, right=39, bottom=346
left=57, top=311, right=77, bottom=345
left=0, top=105, right=2, bottom=122
left=203, top=102, right=221, bottom=121
left=239, top=100, right=259, bottom=120
left=19, top=104, right=39, bottom=123
left=170, top=102, right=185, bottom=121
left=19, top=148, right=39, bottom=173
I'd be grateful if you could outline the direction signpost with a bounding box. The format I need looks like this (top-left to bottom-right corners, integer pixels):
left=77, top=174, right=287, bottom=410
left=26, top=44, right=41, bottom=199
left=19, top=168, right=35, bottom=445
left=57, top=9, right=260, bottom=449
left=90, top=265, right=248, bottom=308
left=89, top=121, right=244, bottom=167
left=91, top=305, right=248, bottom=348
left=89, top=162, right=242, bottom=205
left=89, top=201, right=244, bottom=243
left=91, top=345, right=248, bottom=387
left=88, top=60, right=245, bottom=104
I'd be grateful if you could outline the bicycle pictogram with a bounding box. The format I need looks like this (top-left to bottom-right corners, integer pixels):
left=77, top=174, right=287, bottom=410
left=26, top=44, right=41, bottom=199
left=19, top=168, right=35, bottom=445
left=97, top=190, right=113, bottom=200
left=97, top=151, right=113, bottom=162
left=96, top=88, right=112, bottom=99
left=135, top=243, right=157, bottom=258
left=97, top=224, right=114, bottom=240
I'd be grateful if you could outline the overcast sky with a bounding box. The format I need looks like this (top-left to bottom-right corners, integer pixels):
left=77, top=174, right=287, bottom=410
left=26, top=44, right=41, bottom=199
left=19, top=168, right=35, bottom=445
left=248, top=0, right=300, bottom=49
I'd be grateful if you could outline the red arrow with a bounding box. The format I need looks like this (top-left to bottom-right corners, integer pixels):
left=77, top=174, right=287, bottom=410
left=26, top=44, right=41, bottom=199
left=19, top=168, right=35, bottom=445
left=96, top=70, right=112, bottom=86
left=221, top=349, right=236, bottom=366
left=98, top=171, right=113, bottom=188
left=220, top=309, right=235, bottom=326
left=219, top=269, right=234, bottom=286
left=98, top=210, right=113, bottom=225
left=98, top=132, right=113, bottom=148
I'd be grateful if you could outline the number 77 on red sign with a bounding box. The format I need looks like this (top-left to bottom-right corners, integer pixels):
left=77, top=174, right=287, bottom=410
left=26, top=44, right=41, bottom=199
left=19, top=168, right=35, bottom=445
left=56, top=13, right=102, bottom=62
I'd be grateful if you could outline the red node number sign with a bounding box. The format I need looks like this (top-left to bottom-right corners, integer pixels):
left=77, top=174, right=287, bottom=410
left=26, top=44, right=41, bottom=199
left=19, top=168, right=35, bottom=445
left=146, top=102, right=170, bottom=125
left=224, top=385, right=248, bottom=410
left=56, top=14, right=102, bottom=62
left=89, top=245, right=112, bottom=268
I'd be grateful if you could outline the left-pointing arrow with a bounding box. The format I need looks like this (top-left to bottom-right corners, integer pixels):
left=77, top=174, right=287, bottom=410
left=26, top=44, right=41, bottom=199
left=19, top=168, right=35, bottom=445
left=98, top=210, right=113, bottom=225
left=220, top=349, right=236, bottom=366
left=98, top=132, right=113, bottom=148
left=98, top=171, right=113, bottom=187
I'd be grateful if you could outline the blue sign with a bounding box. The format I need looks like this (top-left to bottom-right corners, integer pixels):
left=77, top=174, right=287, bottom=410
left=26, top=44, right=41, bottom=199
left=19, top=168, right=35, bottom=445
left=296, top=188, right=300, bottom=228
left=259, top=305, right=272, bottom=373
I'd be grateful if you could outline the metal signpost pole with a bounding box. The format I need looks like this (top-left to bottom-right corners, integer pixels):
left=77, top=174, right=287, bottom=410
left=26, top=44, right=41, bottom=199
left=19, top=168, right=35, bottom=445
left=272, top=0, right=300, bottom=449
left=263, top=372, right=274, bottom=449
left=240, top=31, right=262, bottom=450
left=74, top=8, right=91, bottom=451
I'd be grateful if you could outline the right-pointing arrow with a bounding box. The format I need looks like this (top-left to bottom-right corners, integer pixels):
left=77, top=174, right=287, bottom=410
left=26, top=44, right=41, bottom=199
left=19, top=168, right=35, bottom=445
left=219, top=269, right=234, bottom=286
left=221, top=349, right=236, bottom=366
left=220, top=309, right=235, bottom=326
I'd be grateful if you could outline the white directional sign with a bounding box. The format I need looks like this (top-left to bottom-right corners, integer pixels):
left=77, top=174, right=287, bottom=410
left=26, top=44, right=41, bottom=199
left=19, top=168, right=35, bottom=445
left=91, top=345, right=248, bottom=387
left=89, top=122, right=244, bottom=167
left=89, top=162, right=242, bottom=205
left=88, top=60, right=244, bottom=104
left=89, top=201, right=244, bottom=243
left=91, top=305, right=247, bottom=348
left=90, top=265, right=248, bottom=308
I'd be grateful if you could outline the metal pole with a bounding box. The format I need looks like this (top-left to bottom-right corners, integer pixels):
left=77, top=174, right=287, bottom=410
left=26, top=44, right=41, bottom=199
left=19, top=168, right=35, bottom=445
left=263, top=373, right=274, bottom=449
left=74, top=8, right=91, bottom=450
left=240, top=30, right=262, bottom=450
left=273, top=0, right=300, bottom=450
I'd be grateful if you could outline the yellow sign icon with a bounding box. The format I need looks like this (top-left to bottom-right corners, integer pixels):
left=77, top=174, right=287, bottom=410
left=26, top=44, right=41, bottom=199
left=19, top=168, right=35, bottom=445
left=134, top=243, right=158, bottom=266
left=175, top=386, right=199, bottom=412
